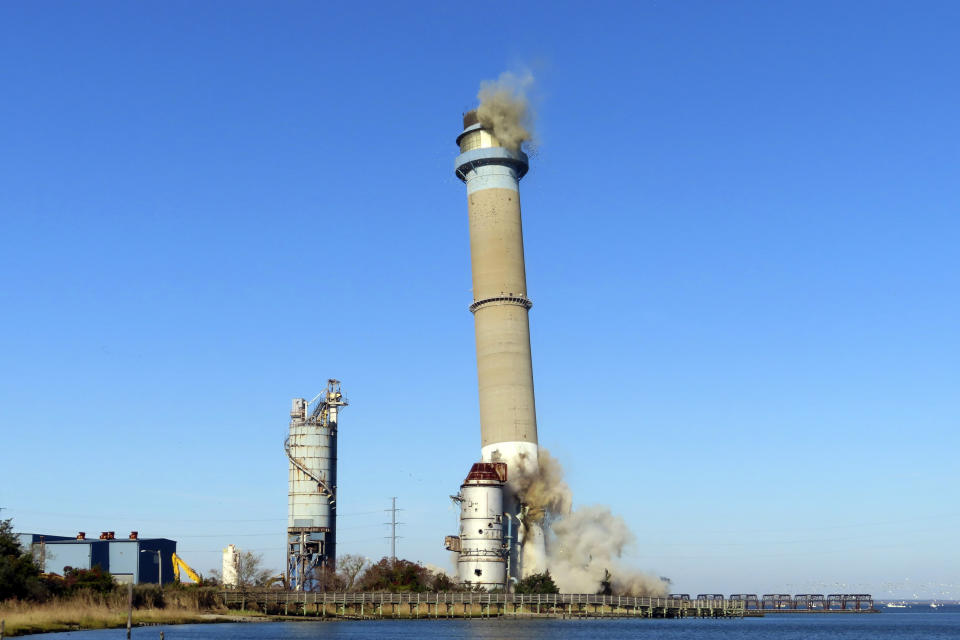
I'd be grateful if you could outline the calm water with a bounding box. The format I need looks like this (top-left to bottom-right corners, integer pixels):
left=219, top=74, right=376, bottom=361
left=29, top=607, right=960, bottom=639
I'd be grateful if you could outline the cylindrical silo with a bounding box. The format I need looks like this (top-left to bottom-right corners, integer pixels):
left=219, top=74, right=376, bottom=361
left=455, top=111, right=544, bottom=579
left=221, top=544, right=238, bottom=588
left=286, top=379, right=346, bottom=591
left=456, top=462, right=507, bottom=588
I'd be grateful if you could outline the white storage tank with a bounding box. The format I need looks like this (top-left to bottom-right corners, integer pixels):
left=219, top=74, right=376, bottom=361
left=222, top=544, right=238, bottom=587
left=454, top=462, right=507, bottom=589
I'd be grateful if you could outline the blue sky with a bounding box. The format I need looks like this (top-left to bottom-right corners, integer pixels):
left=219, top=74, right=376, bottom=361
left=1, top=1, right=957, bottom=599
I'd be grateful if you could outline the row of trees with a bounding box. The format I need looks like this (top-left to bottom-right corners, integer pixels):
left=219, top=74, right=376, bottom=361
left=300, top=554, right=558, bottom=593
left=334, top=556, right=457, bottom=592
left=213, top=555, right=459, bottom=592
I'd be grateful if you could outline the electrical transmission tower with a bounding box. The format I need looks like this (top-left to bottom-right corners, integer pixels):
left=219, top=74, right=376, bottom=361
left=385, top=497, right=404, bottom=562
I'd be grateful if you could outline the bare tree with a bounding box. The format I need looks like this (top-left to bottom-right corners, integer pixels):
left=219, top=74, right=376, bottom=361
left=236, top=550, right=274, bottom=587
left=336, top=554, right=369, bottom=591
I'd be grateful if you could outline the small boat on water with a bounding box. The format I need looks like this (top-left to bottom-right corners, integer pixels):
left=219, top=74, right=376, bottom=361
left=930, top=602, right=940, bottom=609
left=886, top=602, right=908, bottom=608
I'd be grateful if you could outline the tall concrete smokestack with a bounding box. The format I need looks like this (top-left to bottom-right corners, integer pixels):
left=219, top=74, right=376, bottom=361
left=455, top=110, right=543, bottom=579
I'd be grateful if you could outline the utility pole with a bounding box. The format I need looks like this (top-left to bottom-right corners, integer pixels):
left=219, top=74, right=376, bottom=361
left=125, top=581, right=132, bottom=639
left=384, top=497, right=403, bottom=563
left=504, top=513, right=514, bottom=592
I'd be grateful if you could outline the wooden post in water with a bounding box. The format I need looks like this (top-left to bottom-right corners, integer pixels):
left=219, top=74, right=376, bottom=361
left=126, top=582, right=133, bottom=639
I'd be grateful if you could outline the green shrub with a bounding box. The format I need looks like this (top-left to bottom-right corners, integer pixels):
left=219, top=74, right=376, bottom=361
left=0, top=518, right=43, bottom=602
left=63, top=566, right=115, bottom=594
left=514, top=571, right=559, bottom=594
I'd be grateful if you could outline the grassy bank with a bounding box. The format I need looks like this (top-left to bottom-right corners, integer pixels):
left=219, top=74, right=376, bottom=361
left=0, top=589, right=260, bottom=637
left=1, top=601, right=206, bottom=636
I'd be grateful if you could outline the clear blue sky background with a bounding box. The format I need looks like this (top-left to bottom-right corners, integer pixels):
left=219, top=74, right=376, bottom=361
left=1, top=1, right=957, bottom=599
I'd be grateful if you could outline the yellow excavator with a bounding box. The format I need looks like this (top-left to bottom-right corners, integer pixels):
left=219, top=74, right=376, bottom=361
left=171, top=552, right=202, bottom=584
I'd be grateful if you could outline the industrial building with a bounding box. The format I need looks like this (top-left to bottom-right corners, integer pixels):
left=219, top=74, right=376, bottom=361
left=17, top=531, right=176, bottom=584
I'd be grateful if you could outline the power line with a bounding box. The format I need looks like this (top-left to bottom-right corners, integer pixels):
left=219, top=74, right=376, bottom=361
left=644, top=541, right=928, bottom=560
left=682, top=512, right=960, bottom=536
left=143, top=522, right=387, bottom=538
left=181, top=535, right=393, bottom=554
left=5, top=507, right=387, bottom=521
left=178, top=547, right=279, bottom=554
left=149, top=532, right=278, bottom=538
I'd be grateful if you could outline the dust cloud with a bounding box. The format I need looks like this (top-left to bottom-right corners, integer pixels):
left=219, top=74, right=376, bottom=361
left=512, top=448, right=669, bottom=596
left=511, top=448, right=571, bottom=524
left=476, top=71, right=535, bottom=153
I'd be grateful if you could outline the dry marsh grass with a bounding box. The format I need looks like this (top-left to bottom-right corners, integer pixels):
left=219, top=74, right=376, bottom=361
left=0, top=589, right=228, bottom=637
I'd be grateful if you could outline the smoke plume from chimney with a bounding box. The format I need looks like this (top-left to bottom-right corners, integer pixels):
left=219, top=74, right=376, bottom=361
left=476, top=71, right=535, bottom=153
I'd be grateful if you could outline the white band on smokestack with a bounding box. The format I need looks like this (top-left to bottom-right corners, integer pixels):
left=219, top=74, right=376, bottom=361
left=462, top=165, right=520, bottom=194
left=455, top=147, right=529, bottom=195
left=481, top=440, right=539, bottom=466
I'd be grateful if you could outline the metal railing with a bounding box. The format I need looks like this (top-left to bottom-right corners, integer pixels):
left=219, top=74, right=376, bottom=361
left=220, top=590, right=740, bottom=610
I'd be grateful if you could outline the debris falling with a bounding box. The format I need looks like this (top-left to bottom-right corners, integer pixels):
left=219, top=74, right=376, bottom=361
left=510, top=448, right=571, bottom=525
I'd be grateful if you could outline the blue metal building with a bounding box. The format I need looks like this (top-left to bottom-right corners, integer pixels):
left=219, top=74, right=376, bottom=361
left=17, top=532, right=177, bottom=585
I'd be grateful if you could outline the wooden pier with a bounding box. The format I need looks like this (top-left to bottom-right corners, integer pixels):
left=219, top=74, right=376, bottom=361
left=219, top=591, right=877, bottom=619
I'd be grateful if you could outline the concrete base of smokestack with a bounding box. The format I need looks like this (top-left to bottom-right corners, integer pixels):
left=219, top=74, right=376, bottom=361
left=481, top=441, right=546, bottom=578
